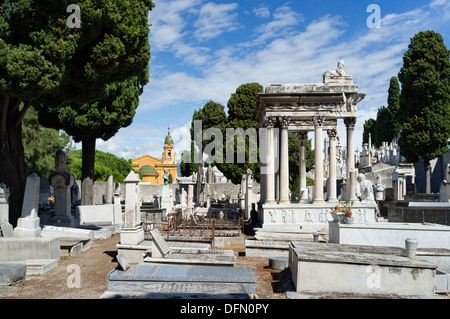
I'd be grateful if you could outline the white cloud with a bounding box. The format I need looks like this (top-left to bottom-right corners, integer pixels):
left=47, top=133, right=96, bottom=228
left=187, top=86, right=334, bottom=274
left=194, top=2, right=241, bottom=41
left=430, top=0, right=446, bottom=7
left=103, top=0, right=450, bottom=160
left=250, top=4, right=304, bottom=46
left=150, top=0, right=202, bottom=50
left=253, top=5, right=270, bottom=19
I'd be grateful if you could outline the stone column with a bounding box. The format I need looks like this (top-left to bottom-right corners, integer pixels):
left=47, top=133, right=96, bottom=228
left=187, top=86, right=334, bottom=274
left=265, top=118, right=276, bottom=204
left=245, top=169, right=253, bottom=219
left=187, top=184, right=194, bottom=215
left=299, top=132, right=309, bottom=202
left=279, top=117, right=290, bottom=204
left=105, top=174, right=113, bottom=204
left=313, top=117, right=324, bottom=203
left=345, top=118, right=356, bottom=200
left=327, top=129, right=338, bottom=202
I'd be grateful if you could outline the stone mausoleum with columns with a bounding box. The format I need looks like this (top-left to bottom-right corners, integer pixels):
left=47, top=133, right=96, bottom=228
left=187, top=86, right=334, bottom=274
left=256, top=61, right=378, bottom=232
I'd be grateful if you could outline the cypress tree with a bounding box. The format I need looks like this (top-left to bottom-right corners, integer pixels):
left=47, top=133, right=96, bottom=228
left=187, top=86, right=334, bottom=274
left=398, top=30, right=450, bottom=193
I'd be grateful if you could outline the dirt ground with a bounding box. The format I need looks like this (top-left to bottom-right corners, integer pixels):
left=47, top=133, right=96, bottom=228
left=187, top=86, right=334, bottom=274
left=0, top=233, right=287, bottom=300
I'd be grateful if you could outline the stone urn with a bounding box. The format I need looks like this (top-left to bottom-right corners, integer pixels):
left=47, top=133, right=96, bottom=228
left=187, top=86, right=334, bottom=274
left=330, top=211, right=345, bottom=223
left=405, top=238, right=418, bottom=258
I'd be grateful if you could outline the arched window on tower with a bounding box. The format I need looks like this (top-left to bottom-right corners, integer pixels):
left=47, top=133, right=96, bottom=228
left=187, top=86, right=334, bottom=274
left=168, top=150, right=171, bottom=158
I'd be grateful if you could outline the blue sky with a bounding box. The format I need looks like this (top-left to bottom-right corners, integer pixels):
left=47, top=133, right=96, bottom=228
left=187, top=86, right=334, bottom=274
left=94, top=0, right=450, bottom=163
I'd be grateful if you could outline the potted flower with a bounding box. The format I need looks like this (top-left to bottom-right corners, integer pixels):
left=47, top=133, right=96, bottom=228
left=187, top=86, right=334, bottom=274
left=331, top=199, right=354, bottom=223
left=48, top=196, right=55, bottom=208
left=344, top=206, right=355, bottom=224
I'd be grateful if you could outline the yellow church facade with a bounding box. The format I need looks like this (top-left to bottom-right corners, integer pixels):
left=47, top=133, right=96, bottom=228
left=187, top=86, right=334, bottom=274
left=131, top=132, right=178, bottom=184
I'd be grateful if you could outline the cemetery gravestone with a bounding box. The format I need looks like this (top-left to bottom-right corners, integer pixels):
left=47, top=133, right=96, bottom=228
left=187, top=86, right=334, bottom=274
left=49, top=148, right=76, bottom=227
left=120, top=171, right=144, bottom=246
left=161, top=169, right=172, bottom=216
left=14, top=173, right=42, bottom=237
left=0, top=183, right=9, bottom=223
left=187, top=185, right=193, bottom=215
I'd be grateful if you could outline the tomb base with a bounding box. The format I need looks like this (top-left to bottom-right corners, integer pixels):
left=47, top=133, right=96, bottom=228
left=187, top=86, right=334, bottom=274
left=120, top=226, right=145, bottom=246
left=101, top=264, right=256, bottom=299
left=14, top=217, right=41, bottom=238
left=289, top=242, right=436, bottom=297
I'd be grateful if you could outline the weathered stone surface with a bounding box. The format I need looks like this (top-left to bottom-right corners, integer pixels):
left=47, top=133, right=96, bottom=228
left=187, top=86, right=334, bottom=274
left=289, top=242, right=437, bottom=296
left=104, top=264, right=256, bottom=298
left=117, top=252, right=130, bottom=271
left=0, top=263, right=26, bottom=285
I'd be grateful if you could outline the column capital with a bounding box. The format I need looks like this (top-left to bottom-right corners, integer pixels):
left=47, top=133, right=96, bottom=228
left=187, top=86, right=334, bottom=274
left=313, top=116, right=325, bottom=127
left=327, top=128, right=338, bottom=139
left=263, top=117, right=277, bottom=128
left=344, top=117, right=357, bottom=129
left=279, top=117, right=290, bottom=128
left=298, top=131, right=308, bottom=140
left=298, top=131, right=308, bottom=147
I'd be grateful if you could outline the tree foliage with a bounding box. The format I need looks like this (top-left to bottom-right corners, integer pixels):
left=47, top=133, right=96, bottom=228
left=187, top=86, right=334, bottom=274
left=373, top=106, right=394, bottom=147
left=387, top=76, right=401, bottom=136
left=0, top=1, right=82, bottom=223
left=362, top=118, right=376, bottom=145
left=288, top=133, right=314, bottom=197
left=218, top=83, right=262, bottom=184
left=68, top=149, right=132, bottom=183
left=21, top=106, right=73, bottom=178
left=184, top=82, right=315, bottom=188
left=397, top=30, right=450, bottom=165
left=362, top=77, right=402, bottom=147
left=180, top=141, right=199, bottom=177
left=35, top=0, right=154, bottom=205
